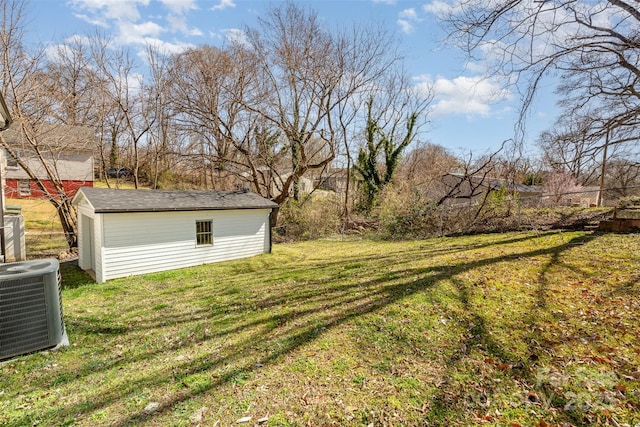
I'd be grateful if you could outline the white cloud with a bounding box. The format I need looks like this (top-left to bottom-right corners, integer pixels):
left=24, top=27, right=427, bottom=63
left=166, top=14, right=187, bottom=32
left=71, top=13, right=109, bottom=28
left=64, top=34, right=92, bottom=46
left=224, top=28, right=249, bottom=47
left=211, top=0, right=235, bottom=11
left=166, top=14, right=203, bottom=36
left=399, top=8, right=418, bottom=20
left=69, top=0, right=207, bottom=51
left=141, top=37, right=194, bottom=54
left=116, top=20, right=164, bottom=45
left=158, top=0, right=197, bottom=14
left=44, top=35, right=91, bottom=63
left=423, top=0, right=455, bottom=17
left=415, top=74, right=512, bottom=118
left=208, top=30, right=225, bottom=41
left=397, top=7, right=422, bottom=34
left=397, top=19, right=414, bottom=34
left=70, top=0, right=148, bottom=22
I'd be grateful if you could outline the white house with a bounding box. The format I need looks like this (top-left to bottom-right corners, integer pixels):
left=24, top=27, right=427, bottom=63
left=72, top=187, right=279, bottom=283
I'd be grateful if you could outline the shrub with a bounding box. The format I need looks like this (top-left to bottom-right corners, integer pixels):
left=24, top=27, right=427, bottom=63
left=275, top=195, right=342, bottom=240
left=374, top=184, right=441, bottom=239
left=618, top=196, right=640, bottom=208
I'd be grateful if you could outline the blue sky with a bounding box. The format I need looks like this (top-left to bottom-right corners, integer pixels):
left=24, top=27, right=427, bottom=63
left=25, top=0, right=559, bottom=156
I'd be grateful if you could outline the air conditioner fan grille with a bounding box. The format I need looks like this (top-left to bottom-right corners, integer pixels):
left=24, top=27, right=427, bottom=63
left=0, top=276, right=51, bottom=360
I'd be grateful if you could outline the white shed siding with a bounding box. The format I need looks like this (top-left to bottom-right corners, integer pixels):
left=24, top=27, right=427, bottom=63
left=76, top=210, right=86, bottom=269
left=76, top=199, right=105, bottom=282
left=76, top=202, right=92, bottom=270
left=93, top=213, right=105, bottom=283
left=99, top=209, right=270, bottom=281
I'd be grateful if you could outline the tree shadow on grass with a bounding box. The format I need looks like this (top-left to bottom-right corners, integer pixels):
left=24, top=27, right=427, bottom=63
left=59, top=260, right=95, bottom=290
left=3, top=231, right=613, bottom=426
left=424, top=232, right=600, bottom=425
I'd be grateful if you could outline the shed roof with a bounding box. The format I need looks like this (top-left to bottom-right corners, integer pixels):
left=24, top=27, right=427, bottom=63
left=73, top=187, right=278, bottom=213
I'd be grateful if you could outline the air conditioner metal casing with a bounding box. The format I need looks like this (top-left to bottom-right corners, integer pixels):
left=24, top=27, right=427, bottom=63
left=0, top=259, right=67, bottom=361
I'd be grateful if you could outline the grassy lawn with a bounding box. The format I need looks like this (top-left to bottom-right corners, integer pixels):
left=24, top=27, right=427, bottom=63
left=1, top=231, right=639, bottom=426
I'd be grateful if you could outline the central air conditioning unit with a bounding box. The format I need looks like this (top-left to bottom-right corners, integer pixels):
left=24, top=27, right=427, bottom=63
left=0, top=259, right=68, bottom=361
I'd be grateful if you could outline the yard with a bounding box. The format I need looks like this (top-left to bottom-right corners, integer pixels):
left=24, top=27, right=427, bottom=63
left=1, top=231, right=639, bottom=426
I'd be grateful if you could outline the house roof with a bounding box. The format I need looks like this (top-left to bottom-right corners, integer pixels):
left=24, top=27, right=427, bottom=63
left=487, top=180, right=540, bottom=194
left=73, top=187, right=279, bottom=213
left=2, top=121, right=95, bottom=152
left=444, top=173, right=541, bottom=194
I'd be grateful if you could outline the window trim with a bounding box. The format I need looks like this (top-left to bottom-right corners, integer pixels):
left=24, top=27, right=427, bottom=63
left=195, top=219, right=213, bottom=246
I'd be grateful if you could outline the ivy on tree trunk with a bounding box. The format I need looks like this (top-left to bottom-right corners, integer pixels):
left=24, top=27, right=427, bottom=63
left=354, top=96, right=418, bottom=213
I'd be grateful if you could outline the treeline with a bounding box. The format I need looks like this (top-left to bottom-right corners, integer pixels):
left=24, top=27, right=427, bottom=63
left=0, top=1, right=638, bottom=248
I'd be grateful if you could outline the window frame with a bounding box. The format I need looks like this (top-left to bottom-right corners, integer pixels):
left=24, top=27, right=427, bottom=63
left=18, top=179, right=31, bottom=197
left=5, top=149, right=18, bottom=168
left=195, top=219, right=213, bottom=246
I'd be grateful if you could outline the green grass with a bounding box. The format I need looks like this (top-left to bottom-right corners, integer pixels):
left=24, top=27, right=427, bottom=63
left=1, top=231, right=639, bottom=426
left=5, top=198, right=62, bottom=230
left=5, top=198, right=68, bottom=258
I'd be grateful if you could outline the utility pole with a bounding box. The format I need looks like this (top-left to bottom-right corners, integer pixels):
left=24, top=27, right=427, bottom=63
left=597, top=123, right=610, bottom=208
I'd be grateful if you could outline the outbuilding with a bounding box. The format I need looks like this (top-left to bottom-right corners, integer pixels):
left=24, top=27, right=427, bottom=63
left=72, top=187, right=278, bottom=283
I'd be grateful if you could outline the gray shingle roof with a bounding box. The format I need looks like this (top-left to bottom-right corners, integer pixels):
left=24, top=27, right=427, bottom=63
left=3, top=121, right=95, bottom=151
left=74, top=187, right=278, bottom=213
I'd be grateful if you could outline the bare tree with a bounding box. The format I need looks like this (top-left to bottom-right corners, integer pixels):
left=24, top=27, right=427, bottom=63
left=606, top=157, right=640, bottom=199
left=442, top=1, right=640, bottom=146
left=237, top=3, right=347, bottom=204
left=167, top=45, right=263, bottom=191
left=167, top=3, right=405, bottom=211
left=401, top=142, right=460, bottom=189
left=435, top=144, right=507, bottom=208
left=42, top=36, right=97, bottom=126
left=538, top=114, right=602, bottom=185
left=90, top=33, right=152, bottom=189
left=542, top=171, right=584, bottom=206
left=142, top=46, right=178, bottom=189
left=0, top=0, right=98, bottom=249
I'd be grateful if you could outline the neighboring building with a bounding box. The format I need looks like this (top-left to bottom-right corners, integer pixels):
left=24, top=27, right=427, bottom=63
left=237, top=168, right=315, bottom=197
left=315, top=168, right=349, bottom=194
left=541, top=186, right=601, bottom=207
left=72, top=187, right=279, bottom=283
left=1, top=124, right=94, bottom=200
left=440, top=173, right=542, bottom=206
left=277, top=173, right=314, bottom=194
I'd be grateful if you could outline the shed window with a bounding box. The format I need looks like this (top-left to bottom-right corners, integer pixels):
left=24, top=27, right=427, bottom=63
left=196, top=220, right=213, bottom=246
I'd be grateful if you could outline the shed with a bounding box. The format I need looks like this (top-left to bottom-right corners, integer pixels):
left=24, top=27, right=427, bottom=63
left=72, top=187, right=278, bottom=283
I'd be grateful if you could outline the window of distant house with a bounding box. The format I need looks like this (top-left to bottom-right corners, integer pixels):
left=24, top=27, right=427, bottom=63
left=5, top=149, right=17, bottom=168
left=195, top=220, right=213, bottom=246
left=18, top=180, right=31, bottom=197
